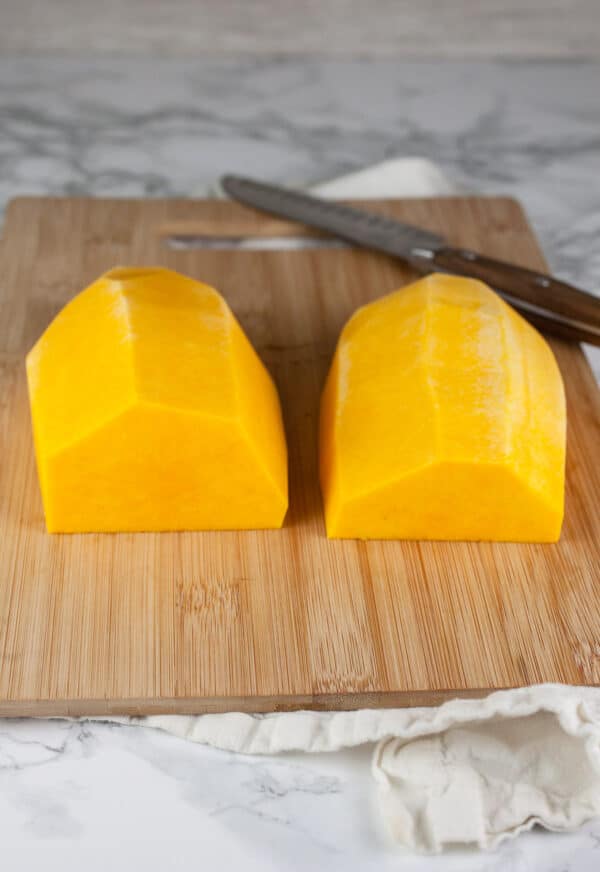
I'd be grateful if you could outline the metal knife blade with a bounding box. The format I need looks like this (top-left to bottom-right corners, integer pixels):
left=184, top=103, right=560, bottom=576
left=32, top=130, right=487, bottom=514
left=221, top=174, right=443, bottom=264
left=221, top=174, right=600, bottom=346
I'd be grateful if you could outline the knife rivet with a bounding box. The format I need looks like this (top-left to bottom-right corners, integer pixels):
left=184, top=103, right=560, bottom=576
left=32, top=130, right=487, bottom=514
left=461, top=250, right=477, bottom=260
left=535, top=276, right=551, bottom=287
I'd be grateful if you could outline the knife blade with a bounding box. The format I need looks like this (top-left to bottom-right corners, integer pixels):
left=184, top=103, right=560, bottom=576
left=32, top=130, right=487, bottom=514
left=221, top=174, right=600, bottom=346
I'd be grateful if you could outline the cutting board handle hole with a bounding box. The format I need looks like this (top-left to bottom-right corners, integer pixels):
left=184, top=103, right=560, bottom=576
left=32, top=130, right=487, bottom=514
left=163, top=234, right=350, bottom=252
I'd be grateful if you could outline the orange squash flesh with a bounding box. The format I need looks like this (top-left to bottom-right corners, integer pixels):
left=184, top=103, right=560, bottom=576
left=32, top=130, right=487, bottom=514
left=319, top=274, right=566, bottom=542
left=26, top=267, right=288, bottom=532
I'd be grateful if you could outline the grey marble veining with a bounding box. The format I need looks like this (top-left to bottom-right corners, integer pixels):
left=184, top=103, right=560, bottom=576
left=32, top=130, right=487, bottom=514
left=1, top=58, right=599, bottom=288
left=1, top=717, right=600, bottom=871
left=1, top=57, right=599, bottom=378
left=0, top=58, right=599, bottom=869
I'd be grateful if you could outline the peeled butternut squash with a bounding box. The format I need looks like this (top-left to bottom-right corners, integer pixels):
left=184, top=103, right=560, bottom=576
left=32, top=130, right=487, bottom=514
left=26, top=267, right=288, bottom=532
left=320, top=274, right=566, bottom=541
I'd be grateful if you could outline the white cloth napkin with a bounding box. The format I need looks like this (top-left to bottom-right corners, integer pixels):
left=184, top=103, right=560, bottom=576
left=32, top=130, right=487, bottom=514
left=106, top=159, right=600, bottom=853
left=127, top=685, right=600, bottom=853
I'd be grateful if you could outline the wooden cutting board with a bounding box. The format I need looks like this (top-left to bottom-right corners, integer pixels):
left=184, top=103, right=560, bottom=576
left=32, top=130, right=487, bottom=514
left=0, top=196, right=598, bottom=717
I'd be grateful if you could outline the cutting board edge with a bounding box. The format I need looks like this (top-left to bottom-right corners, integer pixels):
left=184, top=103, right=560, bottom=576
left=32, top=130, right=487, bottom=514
left=0, top=687, right=531, bottom=717
left=1, top=194, right=598, bottom=717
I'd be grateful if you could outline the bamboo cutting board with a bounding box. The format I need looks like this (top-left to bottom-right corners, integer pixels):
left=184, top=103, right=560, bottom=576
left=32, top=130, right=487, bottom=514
left=0, top=196, right=598, bottom=717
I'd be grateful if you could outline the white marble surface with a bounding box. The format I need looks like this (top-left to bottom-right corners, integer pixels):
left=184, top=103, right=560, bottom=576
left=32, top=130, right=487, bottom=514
left=2, top=718, right=600, bottom=872
left=1, top=58, right=599, bottom=868
left=2, top=0, right=600, bottom=58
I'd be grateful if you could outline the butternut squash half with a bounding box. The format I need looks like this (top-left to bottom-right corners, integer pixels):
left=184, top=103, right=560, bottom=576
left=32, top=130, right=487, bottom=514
left=27, top=267, right=288, bottom=532
left=319, top=274, right=566, bottom=541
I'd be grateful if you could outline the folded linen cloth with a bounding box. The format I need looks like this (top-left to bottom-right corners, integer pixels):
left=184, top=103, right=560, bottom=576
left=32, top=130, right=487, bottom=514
left=105, top=158, right=600, bottom=853
left=128, top=685, right=600, bottom=853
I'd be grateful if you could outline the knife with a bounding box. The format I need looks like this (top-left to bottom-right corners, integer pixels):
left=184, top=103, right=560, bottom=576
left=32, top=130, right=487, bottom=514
left=221, top=174, right=600, bottom=347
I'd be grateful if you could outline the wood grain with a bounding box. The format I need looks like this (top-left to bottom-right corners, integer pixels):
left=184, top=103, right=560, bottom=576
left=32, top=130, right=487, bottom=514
left=0, top=195, right=598, bottom=716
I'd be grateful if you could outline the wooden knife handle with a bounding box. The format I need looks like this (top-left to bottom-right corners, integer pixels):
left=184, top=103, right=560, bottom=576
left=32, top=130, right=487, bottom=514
left=508, top=308, right=600, bottom=346
left=428, top=247, right=600, bottom=346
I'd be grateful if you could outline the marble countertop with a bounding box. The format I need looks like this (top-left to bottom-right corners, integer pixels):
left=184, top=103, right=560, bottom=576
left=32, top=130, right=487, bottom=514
left=3, top=1, right=600, bottom=58
left=1, top=57, right=599, bottom=869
